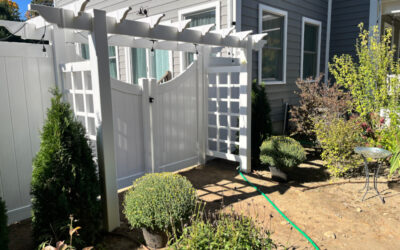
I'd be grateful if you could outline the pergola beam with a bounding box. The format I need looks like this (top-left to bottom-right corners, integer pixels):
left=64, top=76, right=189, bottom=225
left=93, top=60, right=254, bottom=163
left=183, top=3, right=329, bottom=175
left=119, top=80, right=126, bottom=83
left=29, top=4, right=254, bottom=49
left=0, top=20, right=50, bottom=40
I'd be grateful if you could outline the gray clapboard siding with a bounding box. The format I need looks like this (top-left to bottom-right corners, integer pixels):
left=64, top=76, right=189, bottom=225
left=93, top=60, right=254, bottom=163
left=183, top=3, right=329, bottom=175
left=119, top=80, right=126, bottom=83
left=330, top=0, right=370, bottom=58
left=241, top=0, right=329, bottom=132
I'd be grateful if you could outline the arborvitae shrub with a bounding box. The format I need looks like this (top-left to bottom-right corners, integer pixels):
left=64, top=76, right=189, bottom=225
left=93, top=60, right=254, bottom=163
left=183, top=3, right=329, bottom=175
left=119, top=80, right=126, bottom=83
left=252, top=81, right=272, bottom=167
left=31, top=90, right=101, bottom=247
left=0, top=197, right=8, bottom=250
left=260, top=136, right=306, bottom=170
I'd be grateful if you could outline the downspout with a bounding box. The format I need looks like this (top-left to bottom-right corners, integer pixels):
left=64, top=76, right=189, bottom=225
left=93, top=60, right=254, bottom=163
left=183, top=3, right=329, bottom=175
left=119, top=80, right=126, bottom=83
left=235, top=0, right=241, bottom=32
left=369, top=0, right=381, bottom=35
left=324, top=0, right=332, bottom=84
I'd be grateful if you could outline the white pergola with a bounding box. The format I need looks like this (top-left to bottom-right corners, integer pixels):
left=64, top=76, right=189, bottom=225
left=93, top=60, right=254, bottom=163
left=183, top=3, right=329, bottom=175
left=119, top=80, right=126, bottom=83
left=0, top=3, right=267, bottom=231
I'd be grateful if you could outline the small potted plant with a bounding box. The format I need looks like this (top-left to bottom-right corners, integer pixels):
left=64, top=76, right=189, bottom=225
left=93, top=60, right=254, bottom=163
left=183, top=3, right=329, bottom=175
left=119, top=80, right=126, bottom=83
left=123, top=173, right=196, bottom=249
left=260, top=136, right=306, bottom=181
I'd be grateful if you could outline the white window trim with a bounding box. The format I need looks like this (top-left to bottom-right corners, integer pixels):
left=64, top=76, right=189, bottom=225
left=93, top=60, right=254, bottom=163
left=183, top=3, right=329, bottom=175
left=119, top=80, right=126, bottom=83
left=178, top=1, right=221, bottom=73
left=258, top=4, right=288, bottom=85
left=300, top=17, right=322, bottom=81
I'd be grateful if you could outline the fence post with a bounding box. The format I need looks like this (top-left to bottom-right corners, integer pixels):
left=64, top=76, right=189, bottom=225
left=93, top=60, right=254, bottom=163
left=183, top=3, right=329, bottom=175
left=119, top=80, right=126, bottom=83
left=198, top=46, right=211, bottom=165
left=88, top=9, right=120, bottom=232
left=140, top=78, right=156, bottom=173
left=239, top=37, right=252, bottom=173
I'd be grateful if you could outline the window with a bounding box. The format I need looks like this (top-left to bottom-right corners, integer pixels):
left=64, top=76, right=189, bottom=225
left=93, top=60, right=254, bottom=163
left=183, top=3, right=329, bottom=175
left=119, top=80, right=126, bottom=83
left=81, top=44, right=89, bottom=60
left=131, top=48, right=147, bottom=84
left=259, top=4, right=287, bottom=84
left=152, top=49, right=170, bottom=81
left=301, top=17, right=321, bottom=79
left=108, top=46, right=119, bottom=79
left=79, top=44, right=120, bottom=80
left=131, top=48, right=171, bottom=84
left=183, top=9, right=216, bottom=66
left=179, top=2, right=220, bottom=71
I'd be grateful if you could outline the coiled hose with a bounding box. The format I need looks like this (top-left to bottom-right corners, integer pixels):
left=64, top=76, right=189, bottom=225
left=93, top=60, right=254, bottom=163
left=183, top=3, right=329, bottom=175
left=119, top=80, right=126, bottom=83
left=238, top=170, right=319, bottom=250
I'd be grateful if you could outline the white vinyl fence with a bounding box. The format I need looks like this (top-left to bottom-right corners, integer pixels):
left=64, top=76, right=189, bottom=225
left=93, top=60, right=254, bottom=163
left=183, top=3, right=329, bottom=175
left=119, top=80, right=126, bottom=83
left=0, top=5, right=260, bottom=227
left=0, top=42, right=55, bottom=223
left=0, top=41, right=249, bottom=225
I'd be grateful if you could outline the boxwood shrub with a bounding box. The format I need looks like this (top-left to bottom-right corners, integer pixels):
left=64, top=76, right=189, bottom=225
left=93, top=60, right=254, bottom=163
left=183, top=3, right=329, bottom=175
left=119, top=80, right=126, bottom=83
left=260, top=136, right=306, bottom=169
left=123, top=173, right=196, bottom=231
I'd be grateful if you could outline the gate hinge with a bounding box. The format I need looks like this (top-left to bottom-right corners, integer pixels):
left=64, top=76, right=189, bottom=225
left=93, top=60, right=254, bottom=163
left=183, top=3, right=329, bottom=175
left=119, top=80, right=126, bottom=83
left=149, top=97, right=154, bottom=103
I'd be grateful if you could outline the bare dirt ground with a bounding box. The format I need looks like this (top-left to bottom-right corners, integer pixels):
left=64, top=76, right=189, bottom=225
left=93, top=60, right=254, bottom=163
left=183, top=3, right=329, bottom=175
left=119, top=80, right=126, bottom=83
left=8, top=156, right=400, bottom=250
left=179, top=159, right=400, bottom=250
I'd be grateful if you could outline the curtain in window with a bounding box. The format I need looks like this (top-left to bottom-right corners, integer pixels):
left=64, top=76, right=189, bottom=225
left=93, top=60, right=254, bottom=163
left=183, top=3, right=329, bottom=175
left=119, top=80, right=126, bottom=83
left=153, top=50, right=170, bottom=81
left=81, top=44, right=90, bottom=60
left=262, top=12, right=284, bottom=81
left=132, top=48, right=147, bottom=84
left=184, top=9, right=216, bottom=66
left=303, top=24, right=318, bottom=79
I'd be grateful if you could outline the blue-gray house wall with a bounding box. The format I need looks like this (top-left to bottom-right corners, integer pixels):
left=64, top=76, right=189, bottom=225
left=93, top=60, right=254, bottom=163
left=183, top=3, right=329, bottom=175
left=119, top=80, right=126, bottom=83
left=330, top=0, right=370, bottom=59
left=241, top=0, right=329, bottom=132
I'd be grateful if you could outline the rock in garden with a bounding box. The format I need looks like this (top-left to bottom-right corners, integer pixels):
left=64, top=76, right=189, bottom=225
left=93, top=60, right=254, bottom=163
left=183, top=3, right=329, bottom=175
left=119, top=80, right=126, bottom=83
left=280, top=220, right=289, bottom=225
left=324, top=231, right=336, bottom=239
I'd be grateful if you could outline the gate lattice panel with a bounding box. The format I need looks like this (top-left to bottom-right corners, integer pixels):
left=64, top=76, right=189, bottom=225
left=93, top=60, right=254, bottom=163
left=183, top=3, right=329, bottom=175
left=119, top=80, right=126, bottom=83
left=207, top=65, right=243, bottom=162
left=62, top=62, right=98, bottom=155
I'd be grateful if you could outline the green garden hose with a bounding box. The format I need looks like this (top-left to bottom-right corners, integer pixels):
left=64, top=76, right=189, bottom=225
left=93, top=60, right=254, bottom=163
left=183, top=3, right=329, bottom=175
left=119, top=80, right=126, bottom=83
left=238, top=170, right=320, bottom=250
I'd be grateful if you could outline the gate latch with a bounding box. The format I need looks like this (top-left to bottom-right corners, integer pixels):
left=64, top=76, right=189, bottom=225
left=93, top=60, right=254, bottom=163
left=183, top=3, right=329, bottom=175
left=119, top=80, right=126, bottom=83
left=149, top=97, right=154, bottom=103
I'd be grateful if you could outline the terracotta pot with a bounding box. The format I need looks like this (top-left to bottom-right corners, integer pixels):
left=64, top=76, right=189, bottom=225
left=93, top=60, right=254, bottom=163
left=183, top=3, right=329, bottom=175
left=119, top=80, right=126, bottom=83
left=142, top=228, right=168, bottom=249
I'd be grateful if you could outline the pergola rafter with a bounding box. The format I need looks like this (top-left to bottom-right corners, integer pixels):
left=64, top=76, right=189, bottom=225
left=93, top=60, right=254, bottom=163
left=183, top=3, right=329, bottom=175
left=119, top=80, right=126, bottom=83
left=26, top=4, right=267, bottom=50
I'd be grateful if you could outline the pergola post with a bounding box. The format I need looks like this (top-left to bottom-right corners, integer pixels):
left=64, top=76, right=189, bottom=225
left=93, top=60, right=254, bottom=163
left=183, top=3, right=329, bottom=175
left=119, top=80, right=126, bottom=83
left=239, top=37, right=253, bottom=173
left=88, top=9, right=120, bottom=232
left=50, top=25, right=66, bottom=94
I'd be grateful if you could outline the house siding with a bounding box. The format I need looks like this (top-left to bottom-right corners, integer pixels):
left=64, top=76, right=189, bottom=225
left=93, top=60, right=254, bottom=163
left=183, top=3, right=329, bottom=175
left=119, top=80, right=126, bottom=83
left=330, top=0, right=370, bottom=59
left=241, top=0, right=329, bottom=132
left=55, top=0, right=230, bottom=80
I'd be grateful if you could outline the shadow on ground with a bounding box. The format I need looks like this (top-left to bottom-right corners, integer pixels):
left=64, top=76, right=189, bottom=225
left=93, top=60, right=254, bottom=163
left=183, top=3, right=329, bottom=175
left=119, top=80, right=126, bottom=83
left=179, top=157, right=330, bottom=213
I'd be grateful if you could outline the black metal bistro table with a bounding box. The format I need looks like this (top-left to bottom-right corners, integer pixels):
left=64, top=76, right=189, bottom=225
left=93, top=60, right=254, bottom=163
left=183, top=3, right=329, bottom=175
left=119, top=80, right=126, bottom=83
left=354, top=147, right=392, bottom=204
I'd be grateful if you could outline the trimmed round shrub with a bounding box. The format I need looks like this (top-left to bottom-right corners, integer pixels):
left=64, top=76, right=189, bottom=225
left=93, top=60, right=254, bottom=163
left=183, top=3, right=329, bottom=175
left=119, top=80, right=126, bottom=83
left=260, top=136, right=306, bottom=169
left=0, top=197, right=8, bottom=250
left=31, top=90, right=101, bottom=247
left=171, top=214, right=275, bottom=249
left=123, top=173, right=196, bottom=231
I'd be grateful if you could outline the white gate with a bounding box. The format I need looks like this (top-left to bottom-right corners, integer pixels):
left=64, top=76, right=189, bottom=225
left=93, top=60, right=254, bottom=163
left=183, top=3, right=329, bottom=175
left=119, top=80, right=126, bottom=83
left=62, top=60, right=201, bottom=189
left=143, top=61, right=200, bottom=174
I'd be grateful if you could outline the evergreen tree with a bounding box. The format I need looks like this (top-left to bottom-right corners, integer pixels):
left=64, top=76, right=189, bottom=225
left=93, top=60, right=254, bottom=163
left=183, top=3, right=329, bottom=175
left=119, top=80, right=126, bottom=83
left=0, top=0, right=20, bottom=39
left=31, top=90, right=101, bottom=248
left=25, top=0, right=53, bottom=19
left=0, top=197, right=8, bottom=250
left=252, top=80, right=272, bottom=167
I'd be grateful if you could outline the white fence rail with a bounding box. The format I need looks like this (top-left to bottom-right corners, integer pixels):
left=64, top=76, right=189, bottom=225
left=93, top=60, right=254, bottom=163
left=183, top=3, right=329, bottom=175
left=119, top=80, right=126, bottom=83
left=0, top=42, right=55, bottom=223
